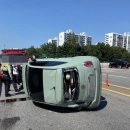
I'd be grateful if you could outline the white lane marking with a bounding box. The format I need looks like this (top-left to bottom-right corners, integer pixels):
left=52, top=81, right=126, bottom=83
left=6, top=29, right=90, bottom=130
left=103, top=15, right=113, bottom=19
left=102, top=74, right=129, bottom=79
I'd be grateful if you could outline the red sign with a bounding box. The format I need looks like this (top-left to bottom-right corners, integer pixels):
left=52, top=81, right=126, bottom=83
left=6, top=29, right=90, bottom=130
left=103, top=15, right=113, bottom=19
left=2, top=49, right=26, bottom=55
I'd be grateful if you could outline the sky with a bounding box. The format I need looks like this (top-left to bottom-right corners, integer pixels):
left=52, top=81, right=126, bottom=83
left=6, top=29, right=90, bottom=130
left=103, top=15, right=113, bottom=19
left=0, top=0, right=130, bottom=50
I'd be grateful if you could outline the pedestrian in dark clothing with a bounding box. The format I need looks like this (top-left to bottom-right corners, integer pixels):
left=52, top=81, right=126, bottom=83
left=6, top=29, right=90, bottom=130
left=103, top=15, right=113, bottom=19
left=17, top=65, right=22, bottom=84
left=17, top=65, right=23, bottom=90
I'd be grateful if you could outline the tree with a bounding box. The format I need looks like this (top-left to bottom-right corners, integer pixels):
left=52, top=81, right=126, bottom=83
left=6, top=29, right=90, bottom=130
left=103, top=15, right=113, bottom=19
left=40, top=43, right=57, bottom=58
left=26, top=46, right=38, bottom=57
left=26, top=41, right=130, bottom=62
left=122, top=51, right=130, bottom=62
left=111, top=46, right=122, bottom=59
left=85, top=44, right=98, bottom=57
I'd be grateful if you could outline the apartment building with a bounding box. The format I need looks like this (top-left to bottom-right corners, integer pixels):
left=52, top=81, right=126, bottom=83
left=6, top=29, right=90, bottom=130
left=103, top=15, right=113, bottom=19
left=123, top=32, right=130, bottom=52
left=105, top=32, right=130, bottom=52
left=57, top=29, right=92, bottom=46
left=105, top=33, right=123, bottom=47
left=48, top=37, right=58, bottom=45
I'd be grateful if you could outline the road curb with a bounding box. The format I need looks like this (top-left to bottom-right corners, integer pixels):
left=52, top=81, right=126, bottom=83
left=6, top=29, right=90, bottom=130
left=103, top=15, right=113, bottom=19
left=0, top=97, right=30, bottom=103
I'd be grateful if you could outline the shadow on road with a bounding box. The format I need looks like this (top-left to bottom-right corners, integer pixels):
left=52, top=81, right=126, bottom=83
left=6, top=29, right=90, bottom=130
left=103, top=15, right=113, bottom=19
left=0, top=117, right=20, bottom=130
left=33, top=101, right=80, bottom=113
left=33, top=96, right=107, bottom=113
left=92, top=96, right=107, bottom=111
left=99, top=96, right=108, bottom=110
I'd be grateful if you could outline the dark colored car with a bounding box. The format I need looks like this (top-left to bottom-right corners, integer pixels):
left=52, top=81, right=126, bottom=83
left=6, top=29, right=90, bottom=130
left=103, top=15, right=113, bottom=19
left=109, top=59, right=130, bottom=68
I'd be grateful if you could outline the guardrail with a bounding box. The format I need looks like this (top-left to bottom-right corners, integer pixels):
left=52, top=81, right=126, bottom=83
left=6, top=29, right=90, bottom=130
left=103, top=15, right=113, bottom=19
left=101, top=63, right=130, bottom=69
left=100, top=63, right=109, bottom=68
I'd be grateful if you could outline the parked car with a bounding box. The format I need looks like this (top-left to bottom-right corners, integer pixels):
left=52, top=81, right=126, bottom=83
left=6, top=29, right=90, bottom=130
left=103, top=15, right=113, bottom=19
left=109, top=59, right=130, bottom=68
left=22, top=56, right=102, bottom=110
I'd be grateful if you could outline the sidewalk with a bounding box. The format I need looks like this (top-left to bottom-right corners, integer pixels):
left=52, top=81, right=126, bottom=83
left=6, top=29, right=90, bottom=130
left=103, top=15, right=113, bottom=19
left=0, top=83, right=29, bottom=102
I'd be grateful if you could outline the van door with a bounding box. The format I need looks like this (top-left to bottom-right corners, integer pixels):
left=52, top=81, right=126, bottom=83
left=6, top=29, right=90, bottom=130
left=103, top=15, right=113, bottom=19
left=43, top=69, right=57, bottom=103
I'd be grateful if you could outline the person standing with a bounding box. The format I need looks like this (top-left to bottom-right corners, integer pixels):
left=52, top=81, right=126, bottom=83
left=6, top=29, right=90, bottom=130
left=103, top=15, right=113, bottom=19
left=0, top=63, right=3, bottom=97
left=2, top=64, right=12, bottom=97
left=12, top=65, right=19, bottom=92
left=17, top=65, right=23, bottom=90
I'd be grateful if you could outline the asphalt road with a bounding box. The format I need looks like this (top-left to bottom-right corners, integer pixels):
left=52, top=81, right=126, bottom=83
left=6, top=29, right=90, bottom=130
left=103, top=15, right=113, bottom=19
left=0, top=90, right=130, bottom=130
left=102, top=68, right=130, bottom=88
left=0, top=68, right=130, bottom=130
